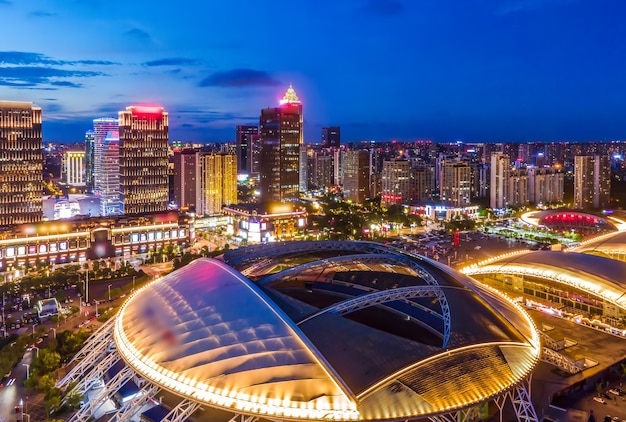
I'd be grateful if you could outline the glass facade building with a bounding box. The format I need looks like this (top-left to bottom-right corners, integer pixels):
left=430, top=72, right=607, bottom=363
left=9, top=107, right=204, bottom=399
left=0, top=101, right=43, bottom=226
left=119, top=106, right=169, bottom=215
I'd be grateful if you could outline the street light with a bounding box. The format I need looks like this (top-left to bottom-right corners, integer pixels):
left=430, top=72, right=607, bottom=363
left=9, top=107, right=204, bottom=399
left=50, top=327, right=56, bottom=339
left=108, top=284, right=112, bottom=302
left=31, top=346, right=39, bottom=358
left=23, top=363, right=30, bottom=378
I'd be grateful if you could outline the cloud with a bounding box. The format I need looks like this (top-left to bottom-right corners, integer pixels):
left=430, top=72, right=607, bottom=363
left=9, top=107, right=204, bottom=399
left=363, top=0, right=405, bottom=16
left=125, top=28, right=152, bottom=41
left=0, top=66, right=104, bottom=89
left=142, top=57, right=200, bottom=67
left=30, top=10, right=55, bottom=17
left=198, top=69, right=280, bottom=88
left=0, top=51, right=118, bottom=66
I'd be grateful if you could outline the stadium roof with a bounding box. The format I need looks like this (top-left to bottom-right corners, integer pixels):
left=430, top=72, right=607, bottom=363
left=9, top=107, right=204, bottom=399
left=462, top=251, right=626, bottom=311
left=114, top=241, right=540, bottom=421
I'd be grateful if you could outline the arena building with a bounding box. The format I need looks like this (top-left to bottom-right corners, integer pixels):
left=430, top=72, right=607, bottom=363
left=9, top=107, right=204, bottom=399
left=461, top=250, right=626, bottom=330
left=519, top=210, right=617, bottom=234
left=59, top=241, right=541, bottom=422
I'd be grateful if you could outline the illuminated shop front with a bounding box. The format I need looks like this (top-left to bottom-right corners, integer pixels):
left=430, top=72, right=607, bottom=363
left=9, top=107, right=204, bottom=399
left=223, top=203, right=307, bottom=243
left=0, top=212, right=192, bottom=272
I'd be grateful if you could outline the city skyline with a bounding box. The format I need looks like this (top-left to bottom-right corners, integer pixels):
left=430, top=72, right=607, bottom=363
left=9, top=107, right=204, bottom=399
left=0, top=1, right=625, bottom=143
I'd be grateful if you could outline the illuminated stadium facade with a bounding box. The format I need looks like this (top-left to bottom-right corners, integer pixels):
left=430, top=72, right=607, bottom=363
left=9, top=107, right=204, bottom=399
left=519, top=210, right=617, bottom=234
left=462, top=250, right=626, bottom=327
left=59, top=241, right=541, bottom=422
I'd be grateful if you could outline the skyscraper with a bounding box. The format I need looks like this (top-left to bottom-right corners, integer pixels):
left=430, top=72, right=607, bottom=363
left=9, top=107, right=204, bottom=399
left=63, top=151, right=86, bottom=187
left=381, top=159, right=411, bottom=208
left=236, top=125, right=258, bottom=175
left=574, top=155, right=610, bottom=209
left=321, top=126, right=340, bottom=148
left=93, top=118, right=121, bottom=216
left=490, top=152, right=510, bottom=209
left=118, top=106, right=169, bottom=215
left=440, top=160, right=472, bottom=207
left=198, top=153, right=238, bottom=215
left=173, top=149, right=198, bottom=212
left=84, top=129, right=95, bottom=193
left=0, top=101, right=43, bottom=225
left=259, top=84, right=303, bottom=203
left=343, top=150, right=370, bottom=204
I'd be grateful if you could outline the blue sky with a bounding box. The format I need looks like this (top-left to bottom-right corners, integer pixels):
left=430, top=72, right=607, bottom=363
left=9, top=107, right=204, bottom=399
left=0, top=0, right=625, bottom=143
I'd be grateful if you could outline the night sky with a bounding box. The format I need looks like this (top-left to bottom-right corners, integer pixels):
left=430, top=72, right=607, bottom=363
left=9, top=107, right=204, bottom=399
left=0, top=0, right=625, bottom=143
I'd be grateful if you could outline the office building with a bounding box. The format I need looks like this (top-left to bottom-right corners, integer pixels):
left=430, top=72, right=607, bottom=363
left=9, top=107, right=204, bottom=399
left=63, top=151, right=86, bottom=186
left=381, top=159, right=411, bottom=208
left=412, top=165, right=435, bottom=204
left=490, top=153, right=510, bottom=209
left=259, top=84, right=303, bottom=203
left=173, top=149, right=198, bottom=212
left=507, top=169, right=529, bottom=207
left=119, top=106, right=169, bottom=215
left=85, top=129, right=95, bottom=193
left=236, top=125, right=258, bottom=175
left=343, top=150, right=370, bottom=204
left=0, top=101, right=43, bottom=226
left=321, top=126, right=340, bottom=148
left=93, top=118, right=121, bottom=216
left=198, top=153, right=237, bottom=216
left=440, top=160, right=472, bottom=207
left=574, top=155, right=611, bottom=209
left=315, top=155, right=334, bottom=189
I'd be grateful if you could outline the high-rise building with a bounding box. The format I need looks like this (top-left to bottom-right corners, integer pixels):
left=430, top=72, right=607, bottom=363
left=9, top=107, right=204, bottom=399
left=259, top=84, right=302, bottom=203
left=440, top=160, right=472, bottom=207
left=118, top=106, right=169, bottom=215
left=507, top=169, right=529, bottom=207
left=315, top=155, right=334, bottom=189
left=0, top=101, right=43, bottom=225
left=490, top=153, right=510, bottom=209
left=343, top=150, right=370, bottom=204
left=173, top=149, right=198, bottom=212
left=250, top=132, right=261, bottom=179
left=93, top=118, right=121, bottom=216
left=381, top=159, right=411, bottom=208
left=198, top=153, right=237, bottom=215
left=321, top=126, right=340, bottom=148
left=64, top=151, right=86, bottom=186
left=528, top=167, right=564, bottom=205
left=574, top=155, right=610, bottom=210
left=412, top=165, right=435, bottom=204
left=236, top=125, right=258, bottom=175
left=85, top=129, right=95, bottom=193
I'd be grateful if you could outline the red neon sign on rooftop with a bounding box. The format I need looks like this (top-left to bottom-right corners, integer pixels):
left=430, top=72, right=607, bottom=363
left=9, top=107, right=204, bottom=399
left=130, top=106, right=164, bottom=116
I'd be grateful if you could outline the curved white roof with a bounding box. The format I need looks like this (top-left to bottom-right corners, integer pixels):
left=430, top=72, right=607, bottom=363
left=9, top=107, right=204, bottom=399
left=114, top=242, right=541, bottom=421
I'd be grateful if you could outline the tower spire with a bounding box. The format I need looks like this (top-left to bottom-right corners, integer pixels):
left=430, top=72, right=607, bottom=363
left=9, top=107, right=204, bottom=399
left=280, top=83, right=301, bottom=104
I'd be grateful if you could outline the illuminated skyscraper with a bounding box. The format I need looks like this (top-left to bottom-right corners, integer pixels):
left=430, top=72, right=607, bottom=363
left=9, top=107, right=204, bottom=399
left=0, top=101, right=42, bottom=225
left=381, top=159, right=411, bottom=208
left=173, top=149, right=198, bottom=212
left=574, top=155, right=610, bottom=209
left=440, top=160, right=471, bottom=207
left=198, top=153, right=238, bottom=215
left=93, top=118, right=120, bottom=216
left=259, top=84, right=303, bottom=203
left=236, top=125, right=258, bottom=175
left=118, top=106, right=169, bottom=215
left=63, top=151, right=85, bottom=186
left=84, top=129, right=95, bottom=193
left=343, top=150, right=370, bottom=204
left=490, top=152, right=510, bottom=209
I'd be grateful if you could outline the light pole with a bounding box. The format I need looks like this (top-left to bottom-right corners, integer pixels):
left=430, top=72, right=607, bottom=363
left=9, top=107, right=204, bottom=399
left=95, top=300, right=99, bottom=317
left=23, top=363, right=30, bottom=378
left=108, top=284, right=112, bottom=302
left=31, top=346, right=39, bottom=358
left=132, top=275, right=136, bottom=292
left=50, top=327, right=56, bottom=339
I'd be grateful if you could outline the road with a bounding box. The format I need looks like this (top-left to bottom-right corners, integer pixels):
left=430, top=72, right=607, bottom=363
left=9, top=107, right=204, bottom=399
left=0, top=348, right=33, bottom=422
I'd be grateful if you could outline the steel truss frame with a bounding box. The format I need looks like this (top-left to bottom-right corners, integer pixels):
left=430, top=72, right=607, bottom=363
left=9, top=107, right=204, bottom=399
left=163, top=399, right=202, bottom=422
left=108, top=383, right=161, bottom=422
left=298, top=285, right=451, bottom=347
left=541, top=347, right=583, bottom=374
left=258, top=253, right=439, bottom=287
left=56, top=337, right=113, bottom=390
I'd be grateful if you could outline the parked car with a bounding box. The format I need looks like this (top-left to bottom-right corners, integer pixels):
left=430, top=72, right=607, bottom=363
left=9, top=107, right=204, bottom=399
left=608, top=388, right=622, bottom=396
left=593, top=396, right=607, bottom=404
